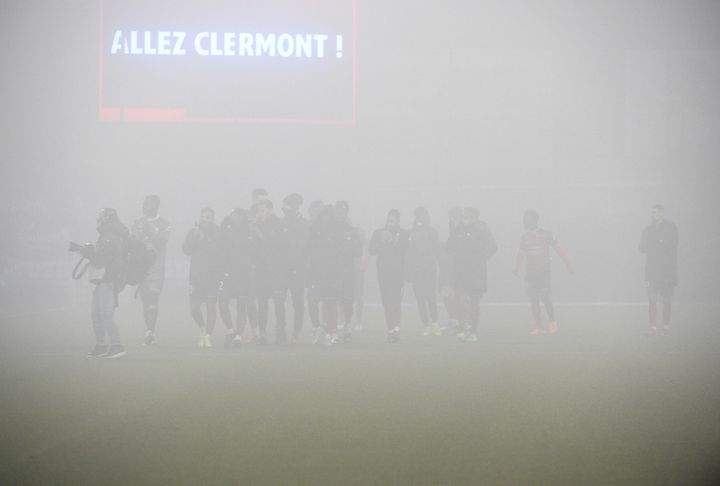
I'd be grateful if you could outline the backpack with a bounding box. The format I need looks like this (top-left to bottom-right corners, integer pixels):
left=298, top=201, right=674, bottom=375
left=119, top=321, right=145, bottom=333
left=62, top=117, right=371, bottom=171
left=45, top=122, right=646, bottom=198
left=123, top=237, right=157, bottom=286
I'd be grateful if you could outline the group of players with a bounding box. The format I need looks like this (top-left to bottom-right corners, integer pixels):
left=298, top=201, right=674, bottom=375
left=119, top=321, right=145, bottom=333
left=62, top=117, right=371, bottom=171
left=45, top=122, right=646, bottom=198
left=86, top=189, right=678, bottom=358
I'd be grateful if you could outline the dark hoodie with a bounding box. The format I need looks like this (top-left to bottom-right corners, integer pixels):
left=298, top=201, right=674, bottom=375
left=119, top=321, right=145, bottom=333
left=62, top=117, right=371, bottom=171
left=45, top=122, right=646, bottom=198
left=93, top=218, right=130, bottom=285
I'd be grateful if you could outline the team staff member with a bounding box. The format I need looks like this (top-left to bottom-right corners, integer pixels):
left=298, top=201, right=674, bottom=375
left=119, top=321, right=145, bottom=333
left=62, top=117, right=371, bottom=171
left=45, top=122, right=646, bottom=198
left=131, top=195, right=170, bottom=346
left=406, top=207, right=441, bottom=337
left=182, top=208, right=221, bottom=348
left=639, top=204, right=678, bottom=337
left=334, top=200, right=363, bottom=342
left=217, top=208, right=259, bottom=346
left=447, top=208, right=496, bottom=342
left=369, top=210, right=409, bottom=343
left=253, top=199, right=285, bottom=344
left=278, top=194, right=310, bottom=342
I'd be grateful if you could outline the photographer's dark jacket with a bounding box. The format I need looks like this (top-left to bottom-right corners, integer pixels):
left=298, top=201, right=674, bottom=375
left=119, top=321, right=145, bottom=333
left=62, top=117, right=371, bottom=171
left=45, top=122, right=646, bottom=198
left=92, top=219, right=130, bottom=285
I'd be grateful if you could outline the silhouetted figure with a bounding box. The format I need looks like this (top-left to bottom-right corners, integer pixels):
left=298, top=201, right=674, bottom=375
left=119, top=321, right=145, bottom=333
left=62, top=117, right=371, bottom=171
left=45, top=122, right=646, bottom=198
left=278, top=194, right=310, bottom=342
left=513, top=210, right=573, bottom=336
left=369, top=210, right=409, bottom=343
left=307, top=205, right=350, bottom=346
left=131, top=195, right=170, bottom=346
left=334, top=200, right=363, bottom=342
left=639, top=204, right=678, bottom=337
left=447, top=208, right=496, bottom=342
left=253, top=199, right=285, bottom=344
left=439, top=207, right=463, bottom=334
left=406, top=207, right=441, bottom=336
left=217, top=208, right=259, bottom=346
left=85, top=208, right=129, bottom=358
left=306, top=200, right=325, bottom=332
left=182, top=208, right=221, bottom=347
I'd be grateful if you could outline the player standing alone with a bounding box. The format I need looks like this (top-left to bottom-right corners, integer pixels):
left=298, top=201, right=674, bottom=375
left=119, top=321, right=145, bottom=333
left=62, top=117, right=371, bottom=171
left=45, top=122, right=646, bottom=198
left=639, top=204, right=678, bottom=337
left=513, top=210, right=573, bottom=336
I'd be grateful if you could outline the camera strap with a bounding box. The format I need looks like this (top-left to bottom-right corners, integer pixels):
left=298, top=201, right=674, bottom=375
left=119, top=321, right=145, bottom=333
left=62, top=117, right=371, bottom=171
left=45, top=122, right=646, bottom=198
left=72, top=256, right=90, bottom=280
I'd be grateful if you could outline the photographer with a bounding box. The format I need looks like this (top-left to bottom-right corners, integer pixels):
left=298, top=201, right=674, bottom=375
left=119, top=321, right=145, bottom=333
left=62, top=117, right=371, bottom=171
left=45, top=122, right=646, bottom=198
left=74, top=208, right=130, bottom=358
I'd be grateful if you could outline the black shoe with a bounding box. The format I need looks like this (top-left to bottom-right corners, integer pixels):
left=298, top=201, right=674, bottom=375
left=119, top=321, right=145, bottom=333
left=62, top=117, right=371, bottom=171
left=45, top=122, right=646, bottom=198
left=103, top=345, right=127, bottom=359
left=87, top=344, right=107, bottom=357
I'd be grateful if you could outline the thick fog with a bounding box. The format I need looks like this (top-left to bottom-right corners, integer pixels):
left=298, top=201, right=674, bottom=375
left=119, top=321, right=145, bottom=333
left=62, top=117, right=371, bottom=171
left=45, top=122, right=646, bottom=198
left=2, top=0, right=719, bottom=307
left=2, top=1, right=720, bottom=485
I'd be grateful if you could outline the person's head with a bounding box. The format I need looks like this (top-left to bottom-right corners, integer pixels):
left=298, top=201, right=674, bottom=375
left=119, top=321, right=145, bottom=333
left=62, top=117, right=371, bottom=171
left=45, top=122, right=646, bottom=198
left=316, top=204, right=336, bottom=227
left=334, top=200, right=350, bottom=222
left=199, top=207, right=215, bottom=227
left=282, top=193, right=304, bottom=218
left=142, top=195, right=160, bottom=218
left=462, top=207, right=479, bottom=225
left=251, top=187, right=269, bottom=205
left=386, top=209, right=400, bottom=229
left=228, top=207, right=248, bottom=226
left=308, top=200, right=325, bottom=222
left=651, top=204, right=664, bottom=223
left=523, top=209, right=540, bottom=230
left=255, top=199, right=274, bottom=222
left=97, top=208, right=118, bottom=229
left=448, top=206, right=463, bottom=225
left=414, top=206, right=430, bottom=226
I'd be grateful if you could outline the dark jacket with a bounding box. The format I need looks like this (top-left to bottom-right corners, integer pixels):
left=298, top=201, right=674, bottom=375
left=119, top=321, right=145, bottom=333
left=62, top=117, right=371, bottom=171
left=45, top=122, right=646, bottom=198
left=405, top=222, right=440, bottom=283
left=639, top=220, right=678, bottom=285
left=279, top=213, right=311, bottom=274
left=92, top=218, right=129, bottom=285
left=369, top=226, right=409, bottom=283
left=308, top=220, right=361, bottom=294
left=219, top=216, right=258, bottom=279
left=446, top=220, right=497, bottom=292
left=254, top=215, right=284, bottom=282
left=182, top=223, right=221, bottom=287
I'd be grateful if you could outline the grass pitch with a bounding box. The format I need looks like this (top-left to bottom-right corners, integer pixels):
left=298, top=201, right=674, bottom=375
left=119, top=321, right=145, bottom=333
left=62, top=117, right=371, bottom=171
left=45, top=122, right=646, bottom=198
left=1, top=301, right=719, bottom=485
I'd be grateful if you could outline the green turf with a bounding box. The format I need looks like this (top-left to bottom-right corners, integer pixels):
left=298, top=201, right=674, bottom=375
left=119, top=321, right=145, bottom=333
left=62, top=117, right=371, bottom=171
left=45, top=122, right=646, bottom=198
left=1, top=303, right=719, bottom=485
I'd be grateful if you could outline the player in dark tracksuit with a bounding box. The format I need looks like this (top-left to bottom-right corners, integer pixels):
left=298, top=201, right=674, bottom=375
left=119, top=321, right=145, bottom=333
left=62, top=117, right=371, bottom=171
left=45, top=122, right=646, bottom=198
left=439, top=207, right=463, bottom=334
left=406, top=207, right=441, bottom=337
left=334, top=200, right=363, bottom=342
left=217, top=208, right=259, bottom=346
left=307, top=205, right=354, bottom=346
left=277, top=194, right=310, bottom=343
left=639, top=204, right=678, bottom=336
left=369, top=210, right=409, bottom=343
left=182, top=208, right=221, bottom=348
left=253, top=199, right=285, bottom=344
left=513, top=210, right=573, bottom=336
left=446, top=208, right=496, bottom=342
left=306, top=200, right=325, bottom=331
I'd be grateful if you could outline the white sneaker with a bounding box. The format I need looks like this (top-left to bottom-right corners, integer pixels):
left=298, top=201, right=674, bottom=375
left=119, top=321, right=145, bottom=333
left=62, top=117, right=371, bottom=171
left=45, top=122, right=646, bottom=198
left=464, top=333, right=478, bottom=343
left=324, top=333, right=339, bottom=346
left=310, top=327, right=322, bottom=345
left=422, top=326, right=432, bottom=337
left=198, top=334, right=206, bottom=348
left=432, top=323, right=442, bottom=336
left=203, top=334, right=213, bottom=348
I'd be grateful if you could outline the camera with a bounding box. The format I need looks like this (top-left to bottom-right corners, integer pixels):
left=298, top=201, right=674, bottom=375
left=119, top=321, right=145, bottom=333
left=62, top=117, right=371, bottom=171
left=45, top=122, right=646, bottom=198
left=68, top=242, right=95, bottom=258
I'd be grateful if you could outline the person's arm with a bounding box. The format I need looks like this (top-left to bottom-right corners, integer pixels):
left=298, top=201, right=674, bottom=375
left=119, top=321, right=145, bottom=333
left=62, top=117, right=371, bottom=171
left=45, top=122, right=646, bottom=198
left=553, top=243, right=574, bottom=275
left=484, top=224, right=497, bottom=259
